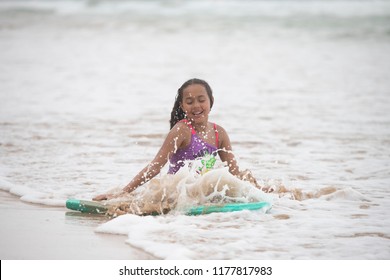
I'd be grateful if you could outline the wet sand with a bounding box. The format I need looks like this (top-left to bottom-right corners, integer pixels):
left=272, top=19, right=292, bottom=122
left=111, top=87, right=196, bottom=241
left=0, top=191, right=156, bottom=260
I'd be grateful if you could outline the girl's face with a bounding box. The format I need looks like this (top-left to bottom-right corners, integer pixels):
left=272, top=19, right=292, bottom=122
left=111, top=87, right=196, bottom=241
left=181, top=84, right=212, bottom=125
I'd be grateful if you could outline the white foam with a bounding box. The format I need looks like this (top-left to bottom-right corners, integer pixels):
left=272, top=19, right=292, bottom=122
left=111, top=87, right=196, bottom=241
left=101, top=163, right=273, bottom=216
left=320, top=187, right=371, bottom=202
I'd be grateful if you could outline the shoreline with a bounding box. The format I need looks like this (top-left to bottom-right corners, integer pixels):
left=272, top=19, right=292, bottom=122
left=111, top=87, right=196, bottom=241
left=0, top=191, right=157, bottom=260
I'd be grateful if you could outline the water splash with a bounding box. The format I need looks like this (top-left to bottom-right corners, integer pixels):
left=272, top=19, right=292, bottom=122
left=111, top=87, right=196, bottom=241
left=103, top=160, right=273, bottom=216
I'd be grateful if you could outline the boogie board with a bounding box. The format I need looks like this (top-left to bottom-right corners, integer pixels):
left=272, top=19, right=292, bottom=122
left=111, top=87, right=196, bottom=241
left=66, top=199, right=271, bottom=216
left=66, top=199, right=109, bottom=214
left=187, top=201, right=271, bottom=215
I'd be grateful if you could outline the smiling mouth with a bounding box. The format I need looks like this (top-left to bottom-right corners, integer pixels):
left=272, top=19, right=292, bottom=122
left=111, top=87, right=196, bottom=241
left=192, top=111, right=204, bottom=117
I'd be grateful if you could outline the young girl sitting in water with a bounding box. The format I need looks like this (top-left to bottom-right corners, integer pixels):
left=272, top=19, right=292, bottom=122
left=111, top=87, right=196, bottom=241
left=93, top=78, right=268, bottom=202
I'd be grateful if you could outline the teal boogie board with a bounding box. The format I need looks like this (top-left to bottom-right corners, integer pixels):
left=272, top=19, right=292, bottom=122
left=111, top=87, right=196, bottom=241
left=187, top=201, right=271, bottom=215
left=66, top=199, right=271, bottom=216
left=66, top=199, right=109, bottom=214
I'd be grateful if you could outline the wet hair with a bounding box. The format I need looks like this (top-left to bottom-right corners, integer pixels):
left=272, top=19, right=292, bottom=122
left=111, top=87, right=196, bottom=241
left=169, top=78, right=214, bottom=129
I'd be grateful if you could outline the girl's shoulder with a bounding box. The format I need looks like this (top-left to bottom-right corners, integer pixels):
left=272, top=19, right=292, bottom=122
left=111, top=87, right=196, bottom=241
left=214, top=123, right=228, bottom=135
left=213, top=123, right=230, bottom=147
left=169, top=121, right=192, bottom=137
left=171, top=120, right=190, bottom=131
left=169, top=120, right=192, bottom=148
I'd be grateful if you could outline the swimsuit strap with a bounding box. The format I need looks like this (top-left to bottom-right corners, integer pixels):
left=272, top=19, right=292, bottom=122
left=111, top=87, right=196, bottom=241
left=181, top=119, right=219, bottom=147
left=181, top=119, right=196, bottom=135
left=214, top=123, right=219, bottom=147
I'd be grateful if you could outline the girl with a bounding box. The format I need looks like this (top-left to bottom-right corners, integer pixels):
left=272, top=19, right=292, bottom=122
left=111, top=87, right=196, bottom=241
left=93, top=78, right=266, bottom=202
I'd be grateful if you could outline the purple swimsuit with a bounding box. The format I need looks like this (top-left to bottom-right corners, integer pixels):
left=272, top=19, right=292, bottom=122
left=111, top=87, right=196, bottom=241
left=168, top=120, right=219, bottom=174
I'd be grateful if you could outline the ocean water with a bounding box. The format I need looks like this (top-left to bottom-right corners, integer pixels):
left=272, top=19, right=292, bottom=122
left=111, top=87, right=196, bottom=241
left=1, top=0, right=390, bottom=259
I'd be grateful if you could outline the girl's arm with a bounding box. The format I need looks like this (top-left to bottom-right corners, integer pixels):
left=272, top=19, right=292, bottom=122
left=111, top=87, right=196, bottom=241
left=217, top=125, right=240, bottom=176
left=217, top=125, right=269, bottom=191
left=93, top=123, right=188, bottom=201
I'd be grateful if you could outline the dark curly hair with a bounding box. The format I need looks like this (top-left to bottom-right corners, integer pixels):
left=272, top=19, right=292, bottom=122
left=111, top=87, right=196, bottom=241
left=169, top=78, right=214, bottom=129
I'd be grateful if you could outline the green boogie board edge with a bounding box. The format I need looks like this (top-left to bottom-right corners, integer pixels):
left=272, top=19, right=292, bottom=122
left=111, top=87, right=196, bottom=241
left=66, top=199, right=109, bottom=214
left=187, top=201, right=271, bottom=215
left=66, top=199, right=271, bottom=215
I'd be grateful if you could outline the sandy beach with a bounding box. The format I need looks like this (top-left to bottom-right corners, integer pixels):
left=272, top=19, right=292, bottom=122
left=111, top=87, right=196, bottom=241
left=0, top=191, right=156, bottom=259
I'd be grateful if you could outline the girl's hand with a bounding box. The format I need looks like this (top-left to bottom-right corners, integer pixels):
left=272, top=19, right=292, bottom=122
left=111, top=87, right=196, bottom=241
left=259, top=186, right=275, bottom=193
left=238, top=169, right=259, bottom=186
left=238, top=169, right=274, bottom=193
left=92, top=193, right=115, bottom=201
left=92, top=189, right=131, bottom=201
